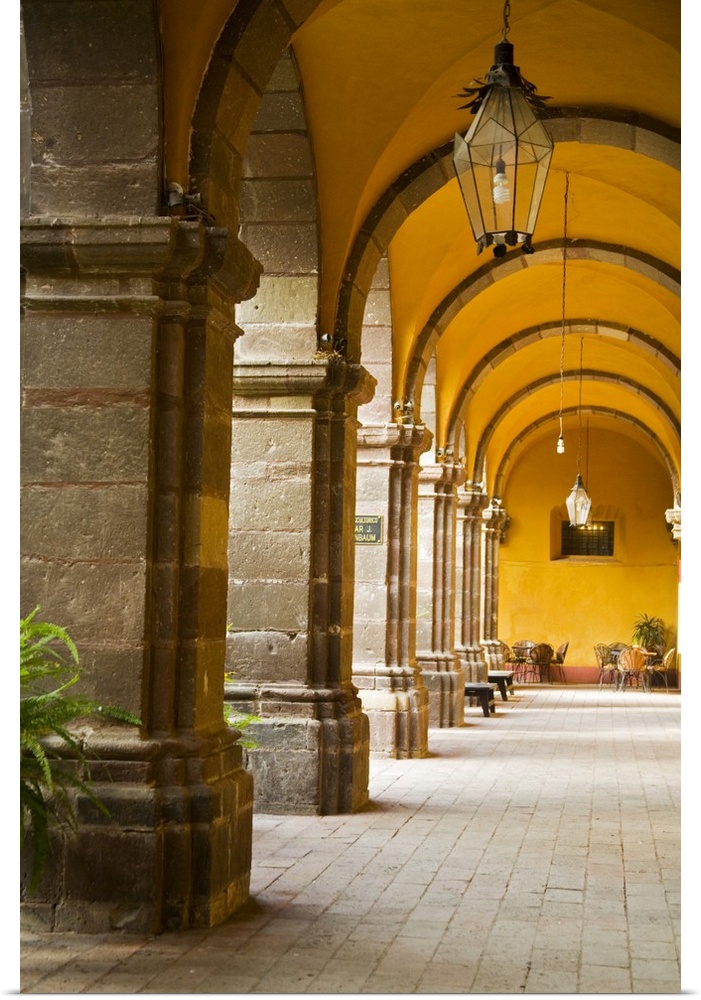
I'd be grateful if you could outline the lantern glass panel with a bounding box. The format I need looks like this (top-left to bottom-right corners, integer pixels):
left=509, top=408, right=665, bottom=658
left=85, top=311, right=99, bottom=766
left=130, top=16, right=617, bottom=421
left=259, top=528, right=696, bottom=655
left=454, top=86, right=552, bottom=245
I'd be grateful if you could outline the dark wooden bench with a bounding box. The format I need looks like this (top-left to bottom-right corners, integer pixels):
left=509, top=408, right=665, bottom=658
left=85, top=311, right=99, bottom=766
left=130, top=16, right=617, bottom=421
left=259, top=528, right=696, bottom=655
left=464, top=682, right=497, bottom=718
left=488, top=670, right=515, bottom=702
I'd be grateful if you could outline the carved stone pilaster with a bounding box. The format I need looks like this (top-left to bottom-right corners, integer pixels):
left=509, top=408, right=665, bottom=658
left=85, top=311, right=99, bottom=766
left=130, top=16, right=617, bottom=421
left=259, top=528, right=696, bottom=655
left=416, top=462, right=467, bottom=727
left=480, top=498, right=510, bottom=677
left=352, top=421, right=432, bottom=757
left=456, top=485, right=490, bottom=682
left=226, top=359, right=374, bottom=808
left=20, top=217, right=261, bottom=932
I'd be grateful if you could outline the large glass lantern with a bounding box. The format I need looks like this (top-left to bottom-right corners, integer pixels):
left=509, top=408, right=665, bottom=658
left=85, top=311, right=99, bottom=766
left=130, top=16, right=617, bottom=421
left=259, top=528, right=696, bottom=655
left=566, top=474, right=592, bottom=527
left=453, top=38, right=553, bottom=257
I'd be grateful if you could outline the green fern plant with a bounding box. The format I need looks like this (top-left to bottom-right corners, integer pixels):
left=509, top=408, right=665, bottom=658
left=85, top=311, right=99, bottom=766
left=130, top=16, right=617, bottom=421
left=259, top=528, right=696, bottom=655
left=223, top=670, right=260, bottom=749
left=20, top=606, right=140, bottom=890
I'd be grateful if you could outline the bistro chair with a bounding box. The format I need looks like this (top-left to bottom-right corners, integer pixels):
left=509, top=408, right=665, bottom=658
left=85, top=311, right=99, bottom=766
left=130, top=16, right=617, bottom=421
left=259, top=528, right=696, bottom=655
left=550, top=641, right=569, bottom=683
left=608, top=641, right=628, bottom=657
left=616, top=645, right=647, bottom=690
left=509, top=640, right=536, bottom=682
left=528, top=642, right=554, bottom=683
left=497, top=639, right=512, bottom=666
left=595, top=644, right=616, bottom=688
left=645, top=647, right=676, bottom=691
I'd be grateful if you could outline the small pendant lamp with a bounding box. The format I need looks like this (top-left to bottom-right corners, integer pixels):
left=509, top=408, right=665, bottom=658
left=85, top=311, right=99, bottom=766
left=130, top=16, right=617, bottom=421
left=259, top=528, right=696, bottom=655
left=566, top=338, right=592, bottom=526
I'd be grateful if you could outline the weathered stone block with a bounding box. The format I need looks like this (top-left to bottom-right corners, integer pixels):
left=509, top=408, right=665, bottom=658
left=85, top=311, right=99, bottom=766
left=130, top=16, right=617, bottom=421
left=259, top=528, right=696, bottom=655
left=228, top=529, right=311, bottom=579
left=20, top=559, right=147, bottom=643
left=242, top=134, right=313, bottom=178
left=23, top=0, right=158, bottom=82
left=240, top=178, right=317, bottom=222
left=229, top=475, right=314, bottom=531
left=233, top=322, right=318, bottom=361
left=266, top=51, right=299, bottom=91
left=30, top=162, right=160, bottom=217
left=237, top=275, right=318, bottom=325
left=22, top=314, right=153, bottom=388
left=21, top=484, right=148, bottom=560
left=363, top=288, right=392, bottom=327
left=21, top=406, right=150, bottom=483
left=239, top=222, right=318, bottom=274
left=253, top=91, right=307, bottom=132
left=67, top=645, right=144, bottom=718
left=225, top=630, right=308, bottom=682
left=228, top=581, right=309, bottom=632
left=32, top=84, right=159, bottom=165
left=231, top=416, right=314, bottom=463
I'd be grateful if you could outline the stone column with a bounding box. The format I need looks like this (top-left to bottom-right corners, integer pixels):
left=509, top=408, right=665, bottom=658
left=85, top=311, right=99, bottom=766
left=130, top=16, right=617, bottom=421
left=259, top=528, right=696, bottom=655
left=456, top=485, right=490, bottom=683
left=353, top=422, right=431, bottom=757
left=416, top=462, right=466, bottom=726
left=225, top=359, right=372, bottom=813
left=481, top=498, right=510, bottom=673
left=20, top=218, right=261, bottom=933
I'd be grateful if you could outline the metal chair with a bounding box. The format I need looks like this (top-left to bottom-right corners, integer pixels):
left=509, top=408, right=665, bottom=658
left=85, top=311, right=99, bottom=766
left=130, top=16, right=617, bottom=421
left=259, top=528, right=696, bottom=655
left=595, top=644, right=616, bottom=688
left=509, top=640, right=536, bottom=682
left=528, top=642, right=554, bottom=683
left=550, top=641, right=569, bottom=683
left=497, top=640, right=512, bottom=667
left=645, top=647, right=676, bottom=691
left=616, top=645, right=647, bottom=690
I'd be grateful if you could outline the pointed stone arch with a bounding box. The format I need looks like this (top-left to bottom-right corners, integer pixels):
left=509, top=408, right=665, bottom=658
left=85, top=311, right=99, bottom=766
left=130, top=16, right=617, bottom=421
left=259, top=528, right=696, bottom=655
left=334, top=113, right=680, bottom=362
left=444, top=319, right=680, bottom=446
left=472, top=375, right=680, bottom=487
left=492, top=405, right=679, bottom=501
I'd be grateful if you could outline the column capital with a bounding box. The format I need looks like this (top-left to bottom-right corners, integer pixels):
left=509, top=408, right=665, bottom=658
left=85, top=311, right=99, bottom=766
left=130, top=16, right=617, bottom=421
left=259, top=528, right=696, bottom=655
left=232, top=358, right=375, bottom=406
left=459, top=484, right=489, bottom=516
left=21, top=216, right=262, bottom=307
left=482, top=497, right=510, bottom=539
left=419, top=460, right=466, bottom=493
left=665, top=502, right=681, bottom=542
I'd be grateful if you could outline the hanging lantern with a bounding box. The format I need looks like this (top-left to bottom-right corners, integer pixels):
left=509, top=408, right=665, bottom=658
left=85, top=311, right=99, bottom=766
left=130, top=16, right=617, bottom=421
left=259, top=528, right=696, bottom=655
left=453, top=9, right=553, bottom=258
left=565, top=474, right=591, bottom=527
left=564, top=338, right=592, bottom=526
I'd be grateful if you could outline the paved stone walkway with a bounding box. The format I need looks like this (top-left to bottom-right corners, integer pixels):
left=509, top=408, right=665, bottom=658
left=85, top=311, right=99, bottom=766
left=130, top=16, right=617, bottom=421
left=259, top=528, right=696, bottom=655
left=19, top=686, right=683, bottom=994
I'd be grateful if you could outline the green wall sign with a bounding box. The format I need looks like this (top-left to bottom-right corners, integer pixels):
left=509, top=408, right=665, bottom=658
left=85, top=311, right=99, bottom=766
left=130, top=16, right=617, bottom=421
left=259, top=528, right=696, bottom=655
left=355, top=515, right=383, bottom=544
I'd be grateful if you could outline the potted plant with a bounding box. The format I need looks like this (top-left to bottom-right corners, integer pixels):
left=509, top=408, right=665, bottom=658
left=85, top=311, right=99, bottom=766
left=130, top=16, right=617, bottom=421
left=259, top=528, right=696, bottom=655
left=631, top=613, right=667, bottom=657
left=20, top=606, right=140, bottom=890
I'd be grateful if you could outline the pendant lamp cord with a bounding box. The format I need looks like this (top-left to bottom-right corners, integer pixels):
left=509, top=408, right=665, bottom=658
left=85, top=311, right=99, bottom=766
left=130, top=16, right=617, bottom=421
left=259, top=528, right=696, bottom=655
left=577, top=336, right=584, bottom=476
left=557, top=173, right=570, bottom=446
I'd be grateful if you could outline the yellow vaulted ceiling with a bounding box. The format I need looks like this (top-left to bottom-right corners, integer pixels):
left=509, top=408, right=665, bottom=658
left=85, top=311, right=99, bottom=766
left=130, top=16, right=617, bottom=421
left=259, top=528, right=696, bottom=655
left=159, top=0, right=681, bottom=496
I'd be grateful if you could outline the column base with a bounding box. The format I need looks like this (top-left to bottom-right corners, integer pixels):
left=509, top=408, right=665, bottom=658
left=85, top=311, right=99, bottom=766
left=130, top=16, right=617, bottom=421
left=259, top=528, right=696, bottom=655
left=354, top=684, right=429, bottom=758
left=457, top=645, right=488, bottom=683
left=227, top=685, right=370, bottom=814
left=416, top=654, right=465, bottom=727
left=20, top=729, right=254, bottom=934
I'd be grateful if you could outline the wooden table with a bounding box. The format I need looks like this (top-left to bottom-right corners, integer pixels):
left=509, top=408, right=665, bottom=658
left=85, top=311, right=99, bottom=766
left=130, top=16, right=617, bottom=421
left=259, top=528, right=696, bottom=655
left=488, top=670, right=515, bottom=702
left=464, top=682, right=497, bottom=717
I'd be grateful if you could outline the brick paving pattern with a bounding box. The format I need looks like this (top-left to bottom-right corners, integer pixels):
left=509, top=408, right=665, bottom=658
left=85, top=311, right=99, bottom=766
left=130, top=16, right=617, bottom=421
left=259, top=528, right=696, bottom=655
left=19, top=686, right=683, bottom=993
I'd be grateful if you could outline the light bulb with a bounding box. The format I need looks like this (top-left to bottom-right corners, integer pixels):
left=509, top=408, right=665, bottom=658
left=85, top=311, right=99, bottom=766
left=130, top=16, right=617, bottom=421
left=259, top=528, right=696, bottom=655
left=556, top=435, right=565, bottom=454
left=493, top=172, right=510, bottom=205
left=492, top=158, right=510, bottom=205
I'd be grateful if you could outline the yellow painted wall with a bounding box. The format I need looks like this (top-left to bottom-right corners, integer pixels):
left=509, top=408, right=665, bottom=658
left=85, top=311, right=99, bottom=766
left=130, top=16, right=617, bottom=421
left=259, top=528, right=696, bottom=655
left=498, top=427, right=679, bottom=671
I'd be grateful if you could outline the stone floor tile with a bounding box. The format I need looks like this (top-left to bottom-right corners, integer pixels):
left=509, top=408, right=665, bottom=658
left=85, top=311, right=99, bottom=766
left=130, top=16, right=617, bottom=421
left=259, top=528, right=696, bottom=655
left=18, top=687, right=682, bottom=996
left=578, top=963, right=632, bottom=991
